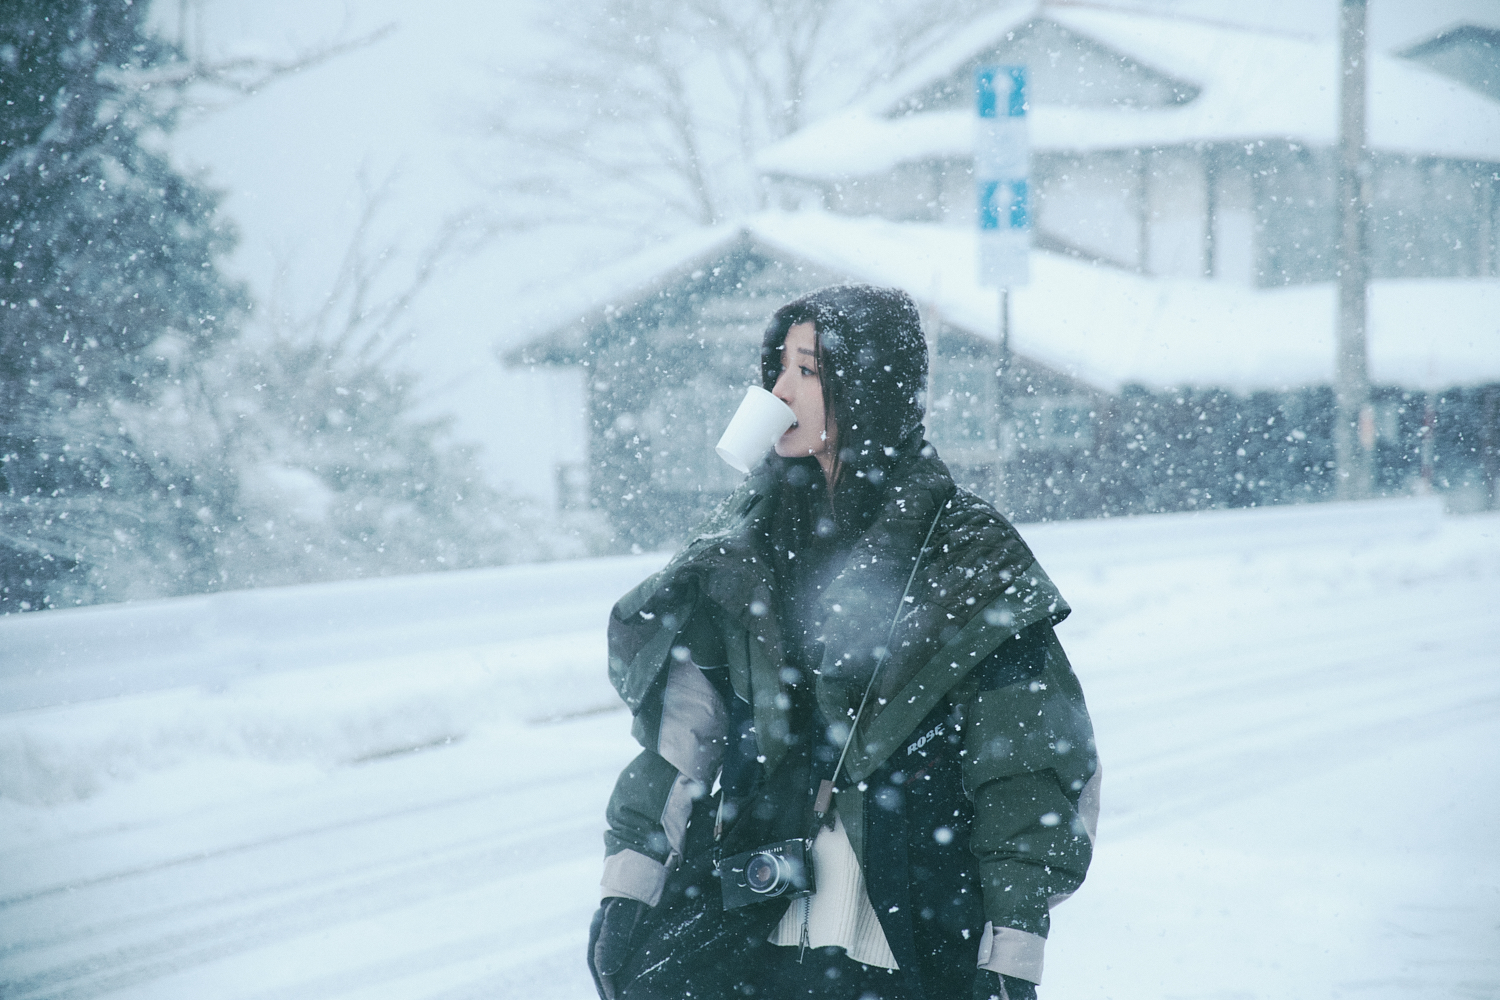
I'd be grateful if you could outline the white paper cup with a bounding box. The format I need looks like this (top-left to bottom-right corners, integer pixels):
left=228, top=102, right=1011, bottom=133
left=715, top=386, right=796, bottom=474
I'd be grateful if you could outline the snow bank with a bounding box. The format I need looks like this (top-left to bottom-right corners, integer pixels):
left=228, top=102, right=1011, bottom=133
left=0, top=630, right=619, bottom=806
left=0, top=553, right=665, bottom=806
left=0, top=552, right=666, bottom=712
left=0, top=497, right=1463, bottom=809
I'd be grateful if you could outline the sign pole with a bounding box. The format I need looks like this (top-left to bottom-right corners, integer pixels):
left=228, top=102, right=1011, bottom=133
left=997, top=288, right=1011, bottom=505
left=999, top=288, right=1009, bottom=358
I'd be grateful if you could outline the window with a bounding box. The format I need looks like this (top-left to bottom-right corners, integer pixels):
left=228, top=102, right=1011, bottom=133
left=1019, top=397, right=1094, bottom=451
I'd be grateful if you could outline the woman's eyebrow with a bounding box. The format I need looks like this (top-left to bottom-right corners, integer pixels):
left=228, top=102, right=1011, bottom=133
left=796, top=347, right=817, bottom=357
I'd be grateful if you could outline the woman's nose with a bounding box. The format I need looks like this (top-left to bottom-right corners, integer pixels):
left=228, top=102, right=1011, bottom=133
left=772, top=370, right=793, bottom=404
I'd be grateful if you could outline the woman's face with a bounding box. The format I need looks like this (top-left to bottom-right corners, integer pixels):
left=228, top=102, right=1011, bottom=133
left=772, top=321, right=836, bottom=469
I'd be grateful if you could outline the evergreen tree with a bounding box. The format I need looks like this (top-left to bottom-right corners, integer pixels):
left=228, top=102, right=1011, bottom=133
left=178, top=326, right=572, bottom=589
left=0, top=0, right=248, bottom=609
left=1, top=2, right=574, bottom=611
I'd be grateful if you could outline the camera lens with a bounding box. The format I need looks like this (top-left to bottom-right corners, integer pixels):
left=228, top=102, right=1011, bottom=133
left=745, top=851, right=789, bottom=895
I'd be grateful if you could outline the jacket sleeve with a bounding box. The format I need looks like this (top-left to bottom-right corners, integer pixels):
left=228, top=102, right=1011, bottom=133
left=961, top=625, right=1101, bottom=985
left=601, top=655, right=728, bottom=905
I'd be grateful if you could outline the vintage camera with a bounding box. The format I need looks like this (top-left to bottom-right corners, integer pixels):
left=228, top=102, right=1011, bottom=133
left=718, top=839, right=815, bottom=911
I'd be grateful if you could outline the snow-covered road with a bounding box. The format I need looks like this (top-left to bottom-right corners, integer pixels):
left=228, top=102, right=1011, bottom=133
left=3, top=499, right=1498, bottom=999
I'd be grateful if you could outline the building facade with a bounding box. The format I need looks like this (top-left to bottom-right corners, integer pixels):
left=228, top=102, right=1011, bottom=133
left=758, top=6, right=1500, bottom=287
left=507, top=8, right=1500, bottom=548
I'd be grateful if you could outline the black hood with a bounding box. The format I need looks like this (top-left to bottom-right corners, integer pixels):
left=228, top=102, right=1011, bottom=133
left=761, top=284, right=928, bottom=478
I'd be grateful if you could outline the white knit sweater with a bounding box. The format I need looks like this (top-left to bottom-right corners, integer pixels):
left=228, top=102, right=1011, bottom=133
left=767, top=814, right=899, bottom=969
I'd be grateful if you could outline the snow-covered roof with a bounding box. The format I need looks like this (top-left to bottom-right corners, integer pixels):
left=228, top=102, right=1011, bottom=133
left=1400, top=23, right=1500, bottom=101
left=509, top=211, right=1500, bottom=393
left=757, top=5, right=1500, bottom=180
left=505, top=226, right=739, bottom=356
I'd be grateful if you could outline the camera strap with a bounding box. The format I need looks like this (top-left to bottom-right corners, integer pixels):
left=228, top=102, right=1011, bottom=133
left=712, top=500, right=946, bottom=858
left=811, top=501, right=946, bottom=835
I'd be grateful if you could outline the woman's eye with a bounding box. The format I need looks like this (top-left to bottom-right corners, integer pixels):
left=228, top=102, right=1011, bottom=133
left=800, top=366, right=815, bottom=377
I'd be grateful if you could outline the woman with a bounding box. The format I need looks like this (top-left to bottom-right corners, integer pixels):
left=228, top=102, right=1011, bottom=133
left=588, top=285, right=1099, bottom=1000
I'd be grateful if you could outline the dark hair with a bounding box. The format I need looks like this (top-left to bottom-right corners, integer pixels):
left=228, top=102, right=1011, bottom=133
left=761, top=284, right=928, bottom=481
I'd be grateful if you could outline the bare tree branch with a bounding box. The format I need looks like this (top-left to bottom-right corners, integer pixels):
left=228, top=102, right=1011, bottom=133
left=132, top=24, right=396, bottom=102
left=258, top=177, right=484, bottom=374
left=474, top=0, right=991, bottom=242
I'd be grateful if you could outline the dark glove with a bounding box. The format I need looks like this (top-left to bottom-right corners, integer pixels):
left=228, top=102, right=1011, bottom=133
left=588, top=896, right=649, bottom=1000
left=973, top=970, right=1039, bottom=1000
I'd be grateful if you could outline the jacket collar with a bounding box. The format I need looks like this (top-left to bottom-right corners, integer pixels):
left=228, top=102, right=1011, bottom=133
left=609, top=441, right=1067, bottom=775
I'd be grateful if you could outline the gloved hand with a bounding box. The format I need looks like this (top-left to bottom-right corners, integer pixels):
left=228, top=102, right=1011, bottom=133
left=588, top=896, right=650, bottom=1000
left=973, top=970, right=1039, bottom=1000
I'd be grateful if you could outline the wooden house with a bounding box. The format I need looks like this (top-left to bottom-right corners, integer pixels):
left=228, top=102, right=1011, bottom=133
left=506, top=213, right=1500, bottom=547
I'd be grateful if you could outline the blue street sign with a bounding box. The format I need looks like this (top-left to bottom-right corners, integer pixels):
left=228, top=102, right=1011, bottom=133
left=976, top=65, right=1029, bottom=287
left=979, top=179, right=1029, bottom=231
left=976, top=66, right=1027, bottom=119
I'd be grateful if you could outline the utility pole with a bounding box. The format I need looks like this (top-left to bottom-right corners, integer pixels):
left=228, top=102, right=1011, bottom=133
left=1336, top=0, right=1374, bottom=500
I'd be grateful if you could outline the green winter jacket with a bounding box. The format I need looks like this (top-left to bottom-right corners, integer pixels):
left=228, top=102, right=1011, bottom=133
left=600, top=442, right=1099, bottom=990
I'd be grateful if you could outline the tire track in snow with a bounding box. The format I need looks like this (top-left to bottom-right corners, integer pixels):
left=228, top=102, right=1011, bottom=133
left=233, top=908, right=588, bottom=1000
left=1102, top=690, right=1500, bottom=838
left=1, top=757, right=603, bottom=908
left=1, top=786, right=606, bottom=1000
left=1086, top=585, right=1500, bottom=837
left=0, top=712, right=631, bottom=906
left=1090, top=605, right=1497, bottom=753
left=1, top=797, right=594, bottom=965
left=0, top=718, right=633, bottom=999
